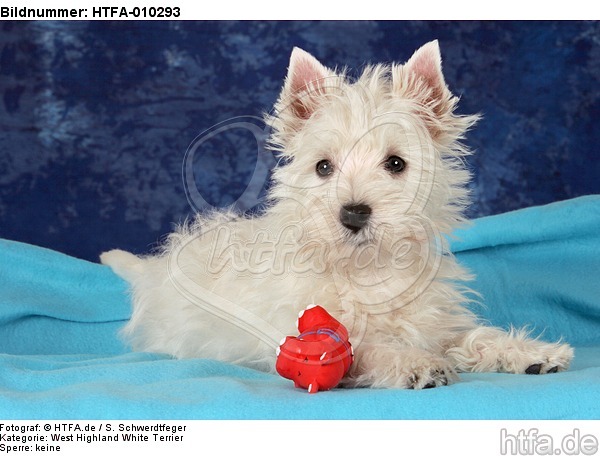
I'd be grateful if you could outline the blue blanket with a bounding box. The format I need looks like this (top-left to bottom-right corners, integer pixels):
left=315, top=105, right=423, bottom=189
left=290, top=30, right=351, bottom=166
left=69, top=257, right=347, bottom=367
left=1, top=196, right=599, bottom=419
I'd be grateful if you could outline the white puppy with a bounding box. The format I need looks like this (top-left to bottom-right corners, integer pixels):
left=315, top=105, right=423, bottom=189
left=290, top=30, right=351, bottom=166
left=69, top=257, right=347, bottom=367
left=101, top=41, right=573, bottom=389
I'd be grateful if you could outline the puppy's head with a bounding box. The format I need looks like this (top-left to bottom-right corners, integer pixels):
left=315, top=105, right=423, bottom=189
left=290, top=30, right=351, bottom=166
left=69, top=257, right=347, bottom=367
left=266, top=41, right=479, bottom=248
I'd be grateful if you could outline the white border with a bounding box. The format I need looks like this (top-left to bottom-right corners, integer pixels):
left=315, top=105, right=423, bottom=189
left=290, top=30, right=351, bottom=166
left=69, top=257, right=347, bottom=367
left=1, top=0, right=598, bottom=19
left=2, top=420, right=599, bottom=456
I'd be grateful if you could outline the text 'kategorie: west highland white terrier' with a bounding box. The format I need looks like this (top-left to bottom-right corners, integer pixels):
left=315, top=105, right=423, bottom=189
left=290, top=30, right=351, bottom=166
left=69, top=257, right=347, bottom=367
left=101, top=41, right=573, bottom=389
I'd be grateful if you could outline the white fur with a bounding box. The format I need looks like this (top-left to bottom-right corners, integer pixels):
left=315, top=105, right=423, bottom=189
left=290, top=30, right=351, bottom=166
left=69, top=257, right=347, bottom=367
left=101, top=41, right=573, bottom=389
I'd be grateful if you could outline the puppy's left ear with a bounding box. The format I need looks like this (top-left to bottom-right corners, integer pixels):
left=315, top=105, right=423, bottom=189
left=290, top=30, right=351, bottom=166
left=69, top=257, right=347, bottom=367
left=403, top=41, right=447, bottom=107
left=394, top=41, right=477, bottom=140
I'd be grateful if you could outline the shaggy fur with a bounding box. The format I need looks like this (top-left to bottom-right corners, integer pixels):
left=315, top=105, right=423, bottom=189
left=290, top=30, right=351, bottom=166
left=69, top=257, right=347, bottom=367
left=101, top=41, right=573, bottom=389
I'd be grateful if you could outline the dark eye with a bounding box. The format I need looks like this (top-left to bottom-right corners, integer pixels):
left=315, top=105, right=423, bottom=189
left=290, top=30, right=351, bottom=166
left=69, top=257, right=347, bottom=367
left=384, top=155, right=406, bottom=174
left=316, top=159, right=334, bottom=177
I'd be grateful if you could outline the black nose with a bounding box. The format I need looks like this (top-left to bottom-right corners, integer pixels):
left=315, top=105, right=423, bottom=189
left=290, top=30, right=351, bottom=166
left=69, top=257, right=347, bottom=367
left=340, top=204, right=372, bottom=233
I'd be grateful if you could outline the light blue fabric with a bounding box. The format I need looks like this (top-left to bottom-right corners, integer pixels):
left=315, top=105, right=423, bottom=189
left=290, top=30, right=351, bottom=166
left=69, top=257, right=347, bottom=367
left=451, top=195, right=600, bottom=346
left=1, top=196, right=599, bottom=419
left=0, top=239, right=130, bottom=355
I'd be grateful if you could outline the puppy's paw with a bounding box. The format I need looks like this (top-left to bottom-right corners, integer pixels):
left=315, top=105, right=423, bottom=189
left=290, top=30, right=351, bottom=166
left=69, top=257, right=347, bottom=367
left=521, top=342, right=574, bottom=374
left=343, top=346, right=457, bottom=389
left=402, top=355, right=457, bottom=389
left=406, top=365, right=452, bottom=389
left=503, top=340, right=574, bottom=375
left=447, top=327, right=574, bottom=375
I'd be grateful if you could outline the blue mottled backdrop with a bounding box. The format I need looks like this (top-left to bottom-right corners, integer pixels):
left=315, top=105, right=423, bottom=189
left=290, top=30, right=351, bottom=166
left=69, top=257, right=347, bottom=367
left=0, top=21, right=598, bottom=261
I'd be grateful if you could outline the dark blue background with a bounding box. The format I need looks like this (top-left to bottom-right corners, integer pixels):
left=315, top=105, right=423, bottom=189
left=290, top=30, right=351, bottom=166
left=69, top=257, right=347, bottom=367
left=1, top=21, right=598, bottom=262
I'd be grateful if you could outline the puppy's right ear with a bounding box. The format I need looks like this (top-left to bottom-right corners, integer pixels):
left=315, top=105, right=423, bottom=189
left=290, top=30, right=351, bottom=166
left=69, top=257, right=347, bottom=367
left=272, top=48, right=337, bottom=134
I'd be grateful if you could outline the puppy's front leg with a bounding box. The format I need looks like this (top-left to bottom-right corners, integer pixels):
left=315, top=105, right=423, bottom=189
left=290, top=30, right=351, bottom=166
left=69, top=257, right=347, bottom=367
left=445, top=326, right=574, bottom=374
left=342, top=343, right=458, bottom=389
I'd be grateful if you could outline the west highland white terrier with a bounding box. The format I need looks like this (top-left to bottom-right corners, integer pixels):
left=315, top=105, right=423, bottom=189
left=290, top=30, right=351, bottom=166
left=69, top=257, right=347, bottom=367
left=101, top=41, right=573, bottom=389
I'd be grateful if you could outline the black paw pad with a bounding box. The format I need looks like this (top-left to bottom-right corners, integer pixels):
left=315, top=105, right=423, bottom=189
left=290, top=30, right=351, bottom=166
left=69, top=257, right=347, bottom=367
left=525, top=363, right=542, bottom=375
left=435, top=369, right=449, bottom=386
left=547, top=366, right=559, bottom=374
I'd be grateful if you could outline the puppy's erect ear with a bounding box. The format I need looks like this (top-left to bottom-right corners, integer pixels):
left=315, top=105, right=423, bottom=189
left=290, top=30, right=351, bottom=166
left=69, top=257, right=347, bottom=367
left=286, top=48, right=331, bottom=100
left=399, top=40, right=452, bottom=116
left=405, top=41, right=446, bottom=93
left=393, top=40, right=476, bottom=140
left=277, top=47, right=337, bottom=123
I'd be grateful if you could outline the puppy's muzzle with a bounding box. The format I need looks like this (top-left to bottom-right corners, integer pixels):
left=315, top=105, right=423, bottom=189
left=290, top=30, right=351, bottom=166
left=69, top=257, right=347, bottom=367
left=340, top=203, right=372, bottom=233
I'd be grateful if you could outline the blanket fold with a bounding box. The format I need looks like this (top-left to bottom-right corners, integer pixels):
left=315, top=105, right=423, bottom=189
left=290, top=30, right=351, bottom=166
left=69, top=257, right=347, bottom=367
left=451, top=195, right=600, bottom=345
left=0, top=239, right=130, bottom=355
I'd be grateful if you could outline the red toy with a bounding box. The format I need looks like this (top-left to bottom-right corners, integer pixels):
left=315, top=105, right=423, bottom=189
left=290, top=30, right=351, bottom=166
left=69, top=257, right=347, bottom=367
left=276, top=305, right=353, bottom=393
